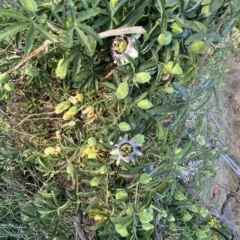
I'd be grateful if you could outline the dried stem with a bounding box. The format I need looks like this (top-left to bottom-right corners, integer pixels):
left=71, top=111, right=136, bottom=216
left=74, top=210, right=89, bottom=240
left=178, top=179, right=240, bottom=240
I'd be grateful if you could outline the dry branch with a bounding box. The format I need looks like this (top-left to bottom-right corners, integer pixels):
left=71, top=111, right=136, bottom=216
left=178, top=179, right=240, bottom=240
left=74, top=210, right=89, bottom=240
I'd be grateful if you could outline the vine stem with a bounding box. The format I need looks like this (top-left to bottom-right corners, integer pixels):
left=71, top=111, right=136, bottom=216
left=5, top=27, right=145, bottom=74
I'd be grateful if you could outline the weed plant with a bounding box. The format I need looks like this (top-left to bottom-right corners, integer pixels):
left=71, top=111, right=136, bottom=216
left=0, top=0, right=240, bottom=239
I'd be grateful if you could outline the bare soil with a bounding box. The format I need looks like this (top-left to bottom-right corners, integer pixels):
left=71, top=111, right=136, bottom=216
left=209, top=60, right=240, bottom=233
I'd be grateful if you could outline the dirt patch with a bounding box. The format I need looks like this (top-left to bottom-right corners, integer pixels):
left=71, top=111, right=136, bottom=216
left=209, top=60, right=240, bottom=233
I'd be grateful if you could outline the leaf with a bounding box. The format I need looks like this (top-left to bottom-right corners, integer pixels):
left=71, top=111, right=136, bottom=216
left=182, top=212, right=192, bottom=221
left=55, top=101, right=71, bottom=114
left=188, top=205, right=198, bottom=213
left=158, top=31, right=172, bottom=46
left=25, top=66, right=39, bottom=77
left=19, top=0, right=38, bottom=12
left=194, top=86, right=214, bottom=111
left=24, top=24, right=35, bottom=55
left=34, top=24, right=55, bottom=42
left=87, top=137, right=96, bottom=147
left=190, top=40, right=208, bottom=54
left=115, top=81, right=129, bottom=99
left=174, top=191, right=186, bottom=201
left=115, top=224, right=129, bottom=237
left=77, top=8, right=107, bottom=21
left=209, top=0, right=224, bottom=13
left=79, top=24, right=102, bottom=44
left=4, top=83, right=15, bottom=92
left=118, top=122, right=131, bottom=132
left=0, top=73, right=10, bottom=83
left=100, top=82, right=117, bottom=91
left=137, top=99, right=153, bottom=109
left=63, top=106, right=78, bottom=120
left=133, top=134, right=145, bottom=145
left=90, top=177, right=101, bottom=186
left=67, top=164, right=74, bottom=174
left=135, top=72, right=151, bottom=83
left=147, top=103, right=186, bottom=115
left=56, top=59, right=68, bottom=79
left=75, top=26, right=92, bottom=55
left=196, top=229, right=207, bottom=238
left=139, top=173, right=152, bottom=184
left=0, top=9, right=28, bottom=20
left=164, top=61, right=183, bottom=75
left=116, top=190, right=128, bottom=199
left=142, top=222, right=154, bottom=230
left=171, top=22, right=183, bottom=34
left=58, top=26, right=74, bottom=48
left=164, top=86, right=174, bottom=94
left=0, top=22, right=30, bottom=42
left=99, top=165, right=108, bottom=174
left=44, top=147, right=57, bottom=155
left=118, top=0, right=151, bottom=27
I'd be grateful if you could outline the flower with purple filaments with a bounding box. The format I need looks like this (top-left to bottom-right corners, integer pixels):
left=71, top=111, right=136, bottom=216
left=110, top=135, right=142, bottom=165
left=111, top=36, right=138, bottom=64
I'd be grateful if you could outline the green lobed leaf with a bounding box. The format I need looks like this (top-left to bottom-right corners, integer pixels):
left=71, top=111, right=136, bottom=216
left=0, top=9, right=28, bottom=20
left=0, top=73, right=10, bottom=83
left=209, top=0, right=224, bottom=13
left=116, top=190, right=128, bottom=199
left=90, top=177, right=101, bottom=186
left=171, top=22, right=183, bottom=33
left=142, top=222, right=154, bottom=230
left=56, top=59, right=68, bottom=79
left=118, top=122, right=131, bottom=132
left=88, top=137, right=97, bottom=147
left=62, top=106, right=78, bottom=120
left=25, top=66, right=39, bottom=77
left=164, top=61, right=183, bottom=75
left=4, top=82, right=15, bottom=92
left=34, top=24, right=55, bottom=42
left=182, top=212, right=192, bottom=221
left=77, top=8, right=107, bottom=21
left=147, top=103, right=186, bottom=115
left=24, top=24, right=35, bottom=55
left=75, top=26, right=92, bottom=55
left=158, top=31, right=172, bottom=46
left=139, top=173, right=152, bottom=184
left=133, top=134, right=145, bottom=145
left=135, top=72, right=151, bottom=83
left=137, top=99, right=153, bottom=109
left=0, top=22, right=30, bottom=42
left=115, top=224, right=129, bottom=237
left=115, top=81, right=129, bottom=99
left=19, top=0, right=38, bottom=12
left=174, top=191, right=186, bottom=201
left=190, top=40, right=208, bottom=54
left=79, top=24, right=102, bottom=44
left=55, top=101, right=71, bottom=114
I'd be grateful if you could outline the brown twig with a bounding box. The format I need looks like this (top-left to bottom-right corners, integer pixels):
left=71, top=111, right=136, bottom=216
left=17, top=111, right=55, bottom=126
left=210, top=227, right=231, bottom=240
left=74, top=210, right=89, bottom=240
left=152, top=215, right=163, bottom=240
left=178, top=179, right=240, bottom=240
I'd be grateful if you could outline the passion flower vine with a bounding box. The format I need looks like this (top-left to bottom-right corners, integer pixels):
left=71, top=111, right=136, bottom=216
left=111, top=36, right=138, bottom=64
left=110, top=135, right=142, bottom=165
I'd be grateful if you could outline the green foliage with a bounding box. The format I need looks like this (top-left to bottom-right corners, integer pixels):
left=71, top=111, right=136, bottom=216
left=0, top=0, right=240, bottom=239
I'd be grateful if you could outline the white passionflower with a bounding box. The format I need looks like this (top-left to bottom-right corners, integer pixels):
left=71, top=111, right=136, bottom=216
left=111, top=36, right=138, bottom=64
left=110, top=135, right=142, bottom=165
